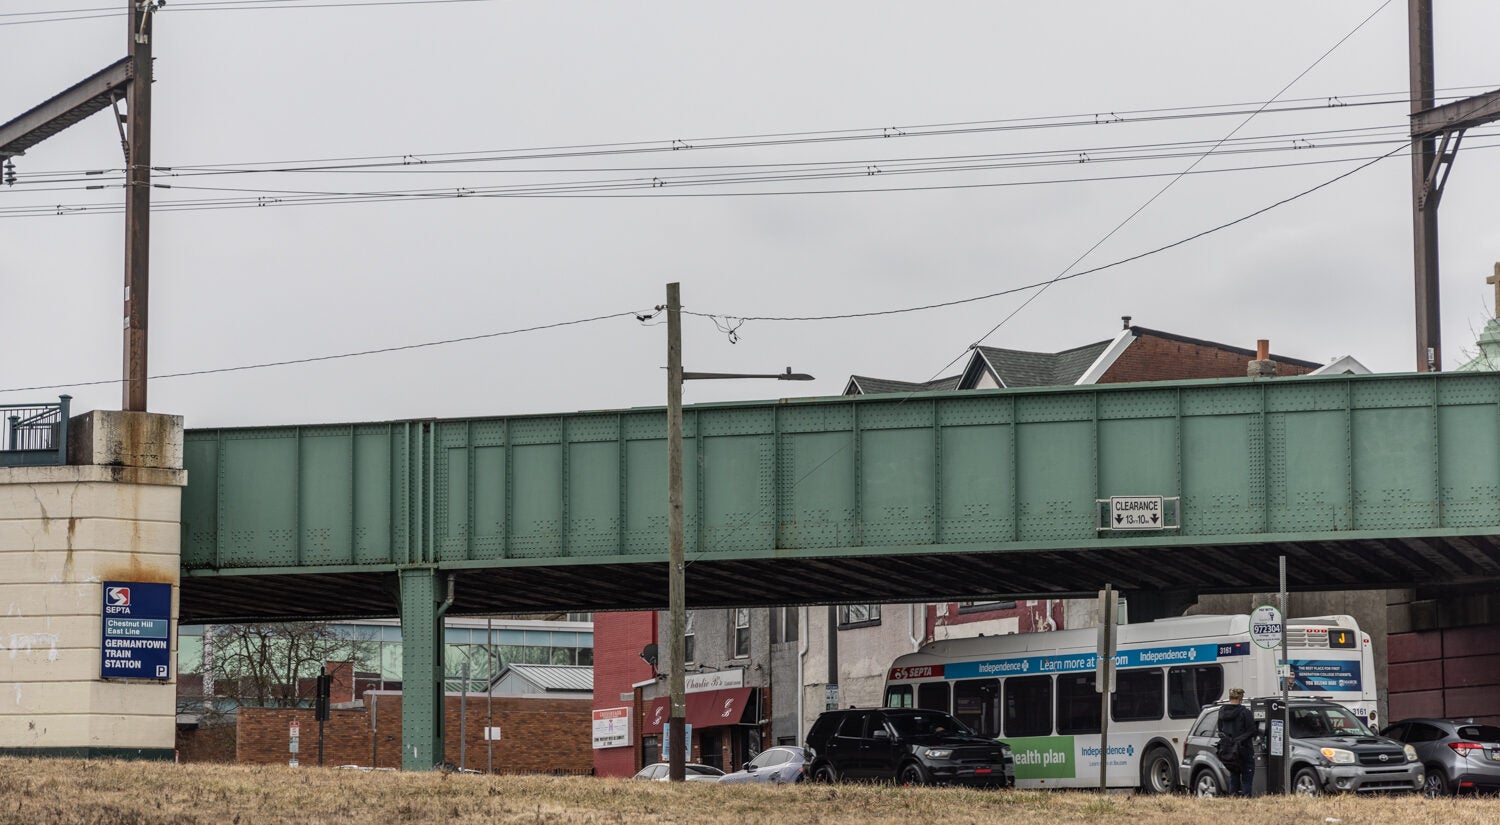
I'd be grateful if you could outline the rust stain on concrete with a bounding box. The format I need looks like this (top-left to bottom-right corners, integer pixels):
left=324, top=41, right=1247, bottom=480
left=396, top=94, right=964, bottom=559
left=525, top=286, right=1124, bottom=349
left=98, top=553, right=175, bottom=585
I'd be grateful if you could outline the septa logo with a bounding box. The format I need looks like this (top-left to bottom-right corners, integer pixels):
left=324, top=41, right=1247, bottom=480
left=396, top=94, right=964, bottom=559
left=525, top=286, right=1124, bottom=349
left=106, top=586, right=131, bottom=607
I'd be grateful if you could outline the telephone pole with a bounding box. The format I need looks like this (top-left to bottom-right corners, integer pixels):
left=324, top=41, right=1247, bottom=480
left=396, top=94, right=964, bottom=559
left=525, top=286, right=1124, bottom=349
left=1408, top=0, right=1500, bottom=371
left=124, top=0, right=156, bottom=411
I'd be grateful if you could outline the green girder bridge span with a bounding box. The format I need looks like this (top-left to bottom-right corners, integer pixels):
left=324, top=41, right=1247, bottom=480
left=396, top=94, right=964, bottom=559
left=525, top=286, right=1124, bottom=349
left=177, top=371, right=1500, bottom=769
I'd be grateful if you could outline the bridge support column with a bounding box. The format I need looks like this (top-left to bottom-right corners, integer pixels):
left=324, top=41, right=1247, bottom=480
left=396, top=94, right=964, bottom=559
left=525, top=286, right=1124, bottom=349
left=399, top=568, right=452, bottom=771
left=1122, top=589, right=1195, bottom=623
left=0, top=410, right=185, bottom=760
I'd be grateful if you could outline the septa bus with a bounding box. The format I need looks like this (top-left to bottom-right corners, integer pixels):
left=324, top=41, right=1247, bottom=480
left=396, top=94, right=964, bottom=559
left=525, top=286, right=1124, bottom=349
left=882, top=613, right=1376, bottom=791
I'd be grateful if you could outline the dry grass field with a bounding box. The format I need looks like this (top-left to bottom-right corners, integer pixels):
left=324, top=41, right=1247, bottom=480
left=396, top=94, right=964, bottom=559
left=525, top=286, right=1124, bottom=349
left=1, top=757, right=1496, bottom=825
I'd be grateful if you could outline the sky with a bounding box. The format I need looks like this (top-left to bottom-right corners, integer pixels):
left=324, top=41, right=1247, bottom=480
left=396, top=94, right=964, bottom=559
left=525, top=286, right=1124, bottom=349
left=3, top=0, right=1499, bottom=428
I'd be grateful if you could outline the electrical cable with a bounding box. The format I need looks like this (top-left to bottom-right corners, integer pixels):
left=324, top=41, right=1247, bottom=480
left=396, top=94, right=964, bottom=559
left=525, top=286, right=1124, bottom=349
left=0, top=310, right=644, bottom=395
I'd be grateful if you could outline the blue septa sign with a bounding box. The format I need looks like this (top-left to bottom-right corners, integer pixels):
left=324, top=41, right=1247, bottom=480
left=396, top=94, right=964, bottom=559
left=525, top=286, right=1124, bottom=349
left=100, top=581, right=173, bottom=680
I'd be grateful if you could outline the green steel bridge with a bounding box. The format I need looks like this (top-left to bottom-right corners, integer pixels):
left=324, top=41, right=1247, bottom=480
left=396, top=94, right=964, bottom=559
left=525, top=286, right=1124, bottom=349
left=177, top=371, right=1500, bottom=769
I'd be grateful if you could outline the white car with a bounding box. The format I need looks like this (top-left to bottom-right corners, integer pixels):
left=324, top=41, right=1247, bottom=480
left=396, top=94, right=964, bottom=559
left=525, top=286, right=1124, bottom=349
left=633, top=762, right=725, bottom=782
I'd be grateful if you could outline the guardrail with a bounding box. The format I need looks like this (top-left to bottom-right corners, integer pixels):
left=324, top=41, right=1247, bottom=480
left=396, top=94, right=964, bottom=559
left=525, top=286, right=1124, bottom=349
left=0, top=395, right=70, bottom=467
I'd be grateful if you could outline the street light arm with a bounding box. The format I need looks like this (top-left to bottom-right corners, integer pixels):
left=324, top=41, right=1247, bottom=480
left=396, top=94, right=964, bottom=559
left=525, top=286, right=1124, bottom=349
left=683, top=371, right=814, bottom=381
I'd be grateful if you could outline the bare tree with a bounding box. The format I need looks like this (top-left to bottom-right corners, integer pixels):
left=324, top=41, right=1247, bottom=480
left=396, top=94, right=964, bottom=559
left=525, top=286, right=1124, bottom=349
left=209, top=623, right=376, bottom=708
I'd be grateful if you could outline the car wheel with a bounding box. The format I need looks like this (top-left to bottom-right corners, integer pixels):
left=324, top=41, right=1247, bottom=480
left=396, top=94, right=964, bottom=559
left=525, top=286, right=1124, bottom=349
left=898, top=761, right=929, bottom=787
left=811, top=763, right=840, bottom=784
left=1139, top=747, right=1177, bottom=794
left=1292, top=767, right=1322, bottom=797
left=1423, top=769, right=1451, bottom=797
left=1193, top=769, right=1223, bottom=797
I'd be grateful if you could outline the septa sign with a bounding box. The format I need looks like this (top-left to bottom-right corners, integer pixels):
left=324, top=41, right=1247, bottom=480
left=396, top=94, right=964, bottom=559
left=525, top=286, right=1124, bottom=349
left=888, top=664, right=944, bottom=680
left=100, top=580, right=172, bottom=680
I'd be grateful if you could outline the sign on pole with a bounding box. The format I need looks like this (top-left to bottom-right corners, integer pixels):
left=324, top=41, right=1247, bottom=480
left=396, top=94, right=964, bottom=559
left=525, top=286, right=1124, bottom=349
left=1250, top=604, right=1283, bottom=649
left=1096, top=585, right=1118, bottom=792
left=100, top=581, right=172, bottom=680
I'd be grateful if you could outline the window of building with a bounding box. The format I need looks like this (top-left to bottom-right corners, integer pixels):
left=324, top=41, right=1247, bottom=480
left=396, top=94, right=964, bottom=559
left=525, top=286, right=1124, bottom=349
left=1005, top=675, right=1052, bottom=738
left=733, top=608, right=751, bottom=658
left=1111, top=667, right=1164, bottom=722
left=837, top=604, right=881, bottom=629
left=683, top=612, right=696, bottom=664
left=771, top=607, right=799, bottom=644
left=957, top=600, right=1018, bottom=614
left=1056, top=673, right=1101, bottom=735
left=1167, top=664, right=1223, bottom=719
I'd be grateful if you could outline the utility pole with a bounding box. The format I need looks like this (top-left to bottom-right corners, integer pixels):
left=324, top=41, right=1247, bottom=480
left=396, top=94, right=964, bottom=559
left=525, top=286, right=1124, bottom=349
left=665, top=282, right=687, bottom=783
left=1407, top=0, right=1500, bottom=371
left=0, top=1, right=158, bottom=409
left=124, top=0, right=155, bottom=411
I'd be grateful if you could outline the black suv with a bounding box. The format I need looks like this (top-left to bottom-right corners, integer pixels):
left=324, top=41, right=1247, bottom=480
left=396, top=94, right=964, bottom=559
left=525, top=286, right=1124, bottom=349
left=805, top=707, right=1014, bottom=787
left=1180, top=698, right=1422, bottom=796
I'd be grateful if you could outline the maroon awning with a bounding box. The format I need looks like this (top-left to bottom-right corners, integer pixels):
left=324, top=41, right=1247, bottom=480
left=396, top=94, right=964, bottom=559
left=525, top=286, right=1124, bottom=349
left=643, top=687, right=754, bottom=733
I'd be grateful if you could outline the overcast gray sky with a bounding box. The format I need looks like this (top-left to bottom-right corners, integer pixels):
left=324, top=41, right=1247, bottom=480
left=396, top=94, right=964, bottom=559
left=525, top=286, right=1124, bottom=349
left=3, top=1, right=1498, bottom=428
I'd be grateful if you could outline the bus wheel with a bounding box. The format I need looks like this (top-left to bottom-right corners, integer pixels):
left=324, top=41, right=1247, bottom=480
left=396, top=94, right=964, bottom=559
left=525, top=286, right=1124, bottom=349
left=1193, top=769, right=1223, bottom=797
left=1139, top=747, right=1177, bottom=794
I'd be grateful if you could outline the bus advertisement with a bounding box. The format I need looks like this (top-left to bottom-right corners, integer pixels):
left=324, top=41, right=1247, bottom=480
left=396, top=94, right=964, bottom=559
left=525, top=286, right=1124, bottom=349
left=882, top=613, right=1376, bottom=791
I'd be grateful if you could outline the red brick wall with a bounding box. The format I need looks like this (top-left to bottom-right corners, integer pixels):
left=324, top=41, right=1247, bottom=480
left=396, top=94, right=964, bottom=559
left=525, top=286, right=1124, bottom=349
left=591, top=611, right=657, bottom=778
left=1099, top=333, right=1316, bottom=384
left=236, top=693, right=593, bottom=773
left=1387, top=626, right=1500, bottom=725
left=176, top=725, right=237, bottom=763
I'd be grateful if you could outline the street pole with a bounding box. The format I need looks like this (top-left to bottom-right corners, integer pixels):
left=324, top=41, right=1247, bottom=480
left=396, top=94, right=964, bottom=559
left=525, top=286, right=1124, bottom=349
left=1280, top=555, right=1290, bottom=795
left=666, top=282, right=687, bottom=783
left=460, top=662, right=469, bottom=772
left=1096, top=585, right=1116, bottom=793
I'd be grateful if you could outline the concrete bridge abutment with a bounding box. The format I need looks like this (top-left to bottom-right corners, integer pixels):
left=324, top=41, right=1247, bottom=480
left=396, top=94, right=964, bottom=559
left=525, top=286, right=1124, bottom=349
left=0, top=410, right=186, bottom=759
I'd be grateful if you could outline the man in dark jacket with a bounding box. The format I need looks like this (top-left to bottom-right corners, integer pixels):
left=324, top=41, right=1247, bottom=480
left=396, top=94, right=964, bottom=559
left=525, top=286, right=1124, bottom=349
left=1216, top=687, right=1256, bottom=796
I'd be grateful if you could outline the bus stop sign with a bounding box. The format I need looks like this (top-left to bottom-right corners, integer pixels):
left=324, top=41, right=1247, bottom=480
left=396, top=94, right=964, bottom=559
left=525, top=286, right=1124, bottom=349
left=1250, top=605, right=1283, bottom=649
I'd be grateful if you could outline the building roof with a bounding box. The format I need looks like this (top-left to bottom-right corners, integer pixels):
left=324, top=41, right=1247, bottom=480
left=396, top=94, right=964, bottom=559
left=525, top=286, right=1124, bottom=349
left=966, top=339, right=1114, bottom=388
left=844, top=374, right=960, bottom=395
left=490, top=663, right=593, bottom=694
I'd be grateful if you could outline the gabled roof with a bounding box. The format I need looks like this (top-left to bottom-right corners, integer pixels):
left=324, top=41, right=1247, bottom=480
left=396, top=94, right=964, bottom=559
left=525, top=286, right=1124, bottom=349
left=489, top=663, right=593, bottom=694
left=961, top=339, right=1114, bottom=388
left=844, top=374, right=960, bottom=396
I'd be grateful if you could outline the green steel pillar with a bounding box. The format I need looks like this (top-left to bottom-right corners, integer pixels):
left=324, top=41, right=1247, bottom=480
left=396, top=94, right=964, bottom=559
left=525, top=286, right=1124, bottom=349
left=400, top=567, right=451, bottom=771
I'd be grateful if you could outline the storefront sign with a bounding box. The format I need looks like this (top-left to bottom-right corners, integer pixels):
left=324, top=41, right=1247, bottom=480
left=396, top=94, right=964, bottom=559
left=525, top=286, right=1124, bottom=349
left=684, top=670, right=743, bottom=693
left=592, top=707, right=630, bottom=749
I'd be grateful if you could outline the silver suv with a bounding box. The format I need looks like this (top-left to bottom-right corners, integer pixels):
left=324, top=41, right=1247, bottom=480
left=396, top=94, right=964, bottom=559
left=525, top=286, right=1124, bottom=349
left=1180, top=698, right=1423, bottom=796
left=1381, top=718, right=1500, bottom=796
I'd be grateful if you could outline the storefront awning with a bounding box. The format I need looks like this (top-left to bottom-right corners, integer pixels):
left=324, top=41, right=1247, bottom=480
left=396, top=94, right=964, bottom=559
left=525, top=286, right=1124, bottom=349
left=643, top=687, right=754, bottom=734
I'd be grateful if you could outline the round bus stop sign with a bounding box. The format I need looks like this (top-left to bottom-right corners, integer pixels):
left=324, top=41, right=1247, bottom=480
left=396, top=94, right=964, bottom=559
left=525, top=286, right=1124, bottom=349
left=1250, top=604, right=1283, bottom=649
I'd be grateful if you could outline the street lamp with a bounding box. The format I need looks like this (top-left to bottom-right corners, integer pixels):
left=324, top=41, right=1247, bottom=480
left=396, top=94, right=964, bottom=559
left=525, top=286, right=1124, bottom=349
left=664, top=281, right=813, bottom=782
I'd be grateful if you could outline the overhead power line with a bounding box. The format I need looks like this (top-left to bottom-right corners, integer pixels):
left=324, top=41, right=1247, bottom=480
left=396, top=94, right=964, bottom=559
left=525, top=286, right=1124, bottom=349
left=0, top=310, right=643, bottom=395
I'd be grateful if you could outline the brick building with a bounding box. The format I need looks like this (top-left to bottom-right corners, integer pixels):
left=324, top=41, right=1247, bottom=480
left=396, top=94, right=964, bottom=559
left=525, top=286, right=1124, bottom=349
left=237, top=692, right=593, bottom=773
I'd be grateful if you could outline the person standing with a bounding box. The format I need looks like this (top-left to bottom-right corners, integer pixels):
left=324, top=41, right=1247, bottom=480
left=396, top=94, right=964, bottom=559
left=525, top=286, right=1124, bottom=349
left=1217, top=687, right=1256, bottom=797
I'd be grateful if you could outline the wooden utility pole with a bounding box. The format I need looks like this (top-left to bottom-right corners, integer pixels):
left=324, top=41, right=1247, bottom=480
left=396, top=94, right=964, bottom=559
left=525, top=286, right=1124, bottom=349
left=124, top=0, right=155, bottom=411
left=665, top=282, right=686, bottom=783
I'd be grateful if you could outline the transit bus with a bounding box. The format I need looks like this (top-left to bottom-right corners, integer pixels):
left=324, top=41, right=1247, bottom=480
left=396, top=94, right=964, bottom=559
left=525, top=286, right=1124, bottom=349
left=882, top=613, right=1376, bottom=792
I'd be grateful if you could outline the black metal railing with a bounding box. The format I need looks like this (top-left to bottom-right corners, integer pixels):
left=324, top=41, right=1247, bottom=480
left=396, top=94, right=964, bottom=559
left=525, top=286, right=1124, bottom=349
left=0, top=395, right=71, bottom=467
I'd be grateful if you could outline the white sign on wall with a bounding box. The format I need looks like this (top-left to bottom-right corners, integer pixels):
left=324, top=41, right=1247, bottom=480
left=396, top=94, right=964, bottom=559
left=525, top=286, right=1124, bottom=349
left=684, top=670, right=744, bottom=693
left=1108, top=496, right=1164, bottom=529
left=591, top=707, right=630, bottom=749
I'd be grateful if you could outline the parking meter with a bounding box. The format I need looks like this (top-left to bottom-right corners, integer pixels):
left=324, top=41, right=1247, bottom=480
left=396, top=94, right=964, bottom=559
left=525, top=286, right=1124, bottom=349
left=1255, top=697, right=1288, bottom=794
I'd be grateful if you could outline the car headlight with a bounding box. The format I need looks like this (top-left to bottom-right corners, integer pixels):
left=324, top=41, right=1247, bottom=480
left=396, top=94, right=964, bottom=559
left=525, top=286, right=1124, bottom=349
left=1404, top=744, right=1418, bottom=762
left=1320, top=747, right=1356, bottom=764
left=924, top=748, right=953, bottom=759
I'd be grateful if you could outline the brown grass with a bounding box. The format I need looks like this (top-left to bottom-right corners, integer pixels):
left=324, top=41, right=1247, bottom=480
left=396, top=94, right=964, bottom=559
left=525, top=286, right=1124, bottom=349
left=0, top=757, right=1495, bottom=825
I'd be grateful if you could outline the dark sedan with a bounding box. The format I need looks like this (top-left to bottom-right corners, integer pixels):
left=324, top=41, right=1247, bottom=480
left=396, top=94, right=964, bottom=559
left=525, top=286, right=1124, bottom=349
left=1381, top=719, right=1500, bottom=796
left=718, top=747, right=810, bottom=785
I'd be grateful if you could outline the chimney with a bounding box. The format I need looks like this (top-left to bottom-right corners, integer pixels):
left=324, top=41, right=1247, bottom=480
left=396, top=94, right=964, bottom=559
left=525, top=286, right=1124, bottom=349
left=1248, top=338, right=1277, bottom=379
left=1121, top=316, right=1132, bottom=330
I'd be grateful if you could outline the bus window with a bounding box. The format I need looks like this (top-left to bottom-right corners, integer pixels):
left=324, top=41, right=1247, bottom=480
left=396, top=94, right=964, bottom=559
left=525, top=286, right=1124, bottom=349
left=1167, top=664, right=1224, bottom=719
left=885, top=684, right=913, bottom=708
left=1056, top=673, right=1101, bottom=735
left=917, top=681, right=950, bottom=713
left=1004, top=675, right=1052, bottom=738
left=1112, top=667, right=1164, bottom=722
left=953, top=678, right=1000, bottom=738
